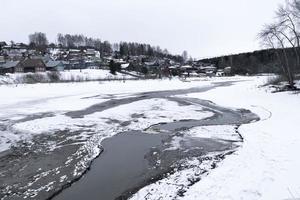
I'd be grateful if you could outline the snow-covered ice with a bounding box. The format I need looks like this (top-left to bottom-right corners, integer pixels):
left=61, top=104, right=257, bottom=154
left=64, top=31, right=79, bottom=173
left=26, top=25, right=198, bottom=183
left=0, top=78, right=223, bottom=151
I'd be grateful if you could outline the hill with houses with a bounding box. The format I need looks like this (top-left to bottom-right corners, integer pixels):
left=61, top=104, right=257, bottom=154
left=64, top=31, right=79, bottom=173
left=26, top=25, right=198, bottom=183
left=0, top=37, right=233, bottom=83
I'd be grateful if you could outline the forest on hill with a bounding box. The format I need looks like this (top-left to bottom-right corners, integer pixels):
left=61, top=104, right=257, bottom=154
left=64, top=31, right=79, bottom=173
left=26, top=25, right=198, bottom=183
left=200, top=47, right=300, bottom=75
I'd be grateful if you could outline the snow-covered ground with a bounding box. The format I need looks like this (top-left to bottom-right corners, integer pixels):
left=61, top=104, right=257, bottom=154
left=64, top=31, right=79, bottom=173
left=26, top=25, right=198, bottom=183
left=1, top=75, right=299, bottom=200
left=131, top=76, right=300, bottom=200
left=184, top=77, right=300, bottom=200
left=0, top=69, right=137, bottom=84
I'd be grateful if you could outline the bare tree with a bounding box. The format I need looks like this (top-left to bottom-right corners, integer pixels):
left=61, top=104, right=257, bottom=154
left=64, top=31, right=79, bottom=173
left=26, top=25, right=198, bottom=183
left=57, top=33, right=65, bottom=47
left=182, top=50, right=188, bottom=63
left=259, top=24, right=295, bottom=86
left=258, top=0, right=300, bottom=88
left=163, top=49, right=169, bottom=55
left=290, top=0, right=300, bottom=18
left=29, top=32, right=48, bottom=47
left=276, top=2, right=300, bottom=71
left=29, top=32, right=49, bottom=53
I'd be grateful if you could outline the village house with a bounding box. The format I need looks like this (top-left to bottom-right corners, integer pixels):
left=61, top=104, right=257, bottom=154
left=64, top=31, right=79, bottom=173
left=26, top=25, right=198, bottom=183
left=0, top=41, right=7, bottom=50
left=168, top=65, right=181, bottom=76
left=180, top=65, right=198, bottom=77
left=144, top=61, right=160, bottom=72
left=199, top=65, right=217, bottom=75
left=49, top=48, right=68, bottom=60
left=84, top=49, right=101, bottom=68
left=0, top=61, right=20, bottom=74
left=85, top=49, right=101, bottom=58
left=84, top=59, right=99, bottom=68
left=224, top=66, right=232, bottom=76
left=216, top=67, right=232, bottom=77
left=87, top=65, right=100, bottom=69
left=16, top=58, right=46, bottom=73
left=2, top=46, right=27, bottom=61
left=65, top=49, right=85, bottom=69
left=216, top=69, right=225, bottom=76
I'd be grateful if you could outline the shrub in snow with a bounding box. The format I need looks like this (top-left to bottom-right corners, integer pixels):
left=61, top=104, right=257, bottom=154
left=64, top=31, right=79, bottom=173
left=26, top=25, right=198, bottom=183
left=47, top=71, right=61, bottom=82
left=20, top=73, right=47, bottom=84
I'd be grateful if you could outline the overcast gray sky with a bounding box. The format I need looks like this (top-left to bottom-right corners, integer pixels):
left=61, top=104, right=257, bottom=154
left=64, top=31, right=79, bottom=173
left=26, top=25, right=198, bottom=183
left=1, top=0, right=283, bottom=58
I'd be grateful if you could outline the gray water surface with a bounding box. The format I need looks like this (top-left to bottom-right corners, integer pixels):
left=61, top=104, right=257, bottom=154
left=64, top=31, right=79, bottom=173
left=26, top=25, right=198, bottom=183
left=53, top=130, right=234, bottom=200
left=54, top=131, right=165, bottom=200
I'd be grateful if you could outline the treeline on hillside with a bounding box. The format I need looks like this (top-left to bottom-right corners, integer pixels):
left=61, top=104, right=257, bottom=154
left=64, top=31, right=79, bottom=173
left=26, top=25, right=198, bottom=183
left=200, top=47, right=300, bottom=75
left=26, top=32, right=184, bottom=62
left=118, top=41, right=184, bottom=62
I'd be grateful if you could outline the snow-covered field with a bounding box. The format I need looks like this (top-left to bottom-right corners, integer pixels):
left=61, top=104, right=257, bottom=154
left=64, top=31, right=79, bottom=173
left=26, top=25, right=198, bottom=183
left=0, top=75, right=299, bottom=200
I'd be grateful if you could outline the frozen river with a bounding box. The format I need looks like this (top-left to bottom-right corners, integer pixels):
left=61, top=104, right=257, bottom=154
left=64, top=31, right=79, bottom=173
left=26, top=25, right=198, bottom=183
left=0, top=79, right=259, bottom=200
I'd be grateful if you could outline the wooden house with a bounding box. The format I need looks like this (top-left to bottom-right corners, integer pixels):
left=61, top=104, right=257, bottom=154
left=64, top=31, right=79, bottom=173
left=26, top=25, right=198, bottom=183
left=16, top=58, right=46, bottom=73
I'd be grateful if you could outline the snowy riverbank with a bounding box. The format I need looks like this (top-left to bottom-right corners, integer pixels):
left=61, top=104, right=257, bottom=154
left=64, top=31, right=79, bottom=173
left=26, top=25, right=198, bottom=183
left=131, top=76, right=300, bottom=200
left=184, top=76, right=300, bottom=200
left=0, top=69, right=138, bottom=84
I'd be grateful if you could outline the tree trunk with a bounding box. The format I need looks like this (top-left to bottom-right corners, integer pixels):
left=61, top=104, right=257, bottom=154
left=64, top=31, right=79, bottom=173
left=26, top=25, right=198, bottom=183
left=282, top=48, right=295, bottom=86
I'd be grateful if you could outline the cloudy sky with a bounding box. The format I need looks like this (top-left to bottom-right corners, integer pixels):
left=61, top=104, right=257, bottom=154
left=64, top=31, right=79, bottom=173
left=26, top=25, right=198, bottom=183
left=1, top=0, right=283, bottom=58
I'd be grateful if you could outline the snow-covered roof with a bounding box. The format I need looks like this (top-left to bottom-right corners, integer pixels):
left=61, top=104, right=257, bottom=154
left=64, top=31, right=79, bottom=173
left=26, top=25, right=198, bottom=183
left=46, top=61, right=64, bottom=68
left=144, top=61, right=157, bottom=66
left=200, top=66, right=217, bottom=70
left=0, top=61, right=19, bottom=69
left=84, top=60, right=92, bottom=63
left=121, top=63, right=130, bottom=69
left=181, top=65, right=193, bottom=69
left=69, top=49, right=81, bottom=52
